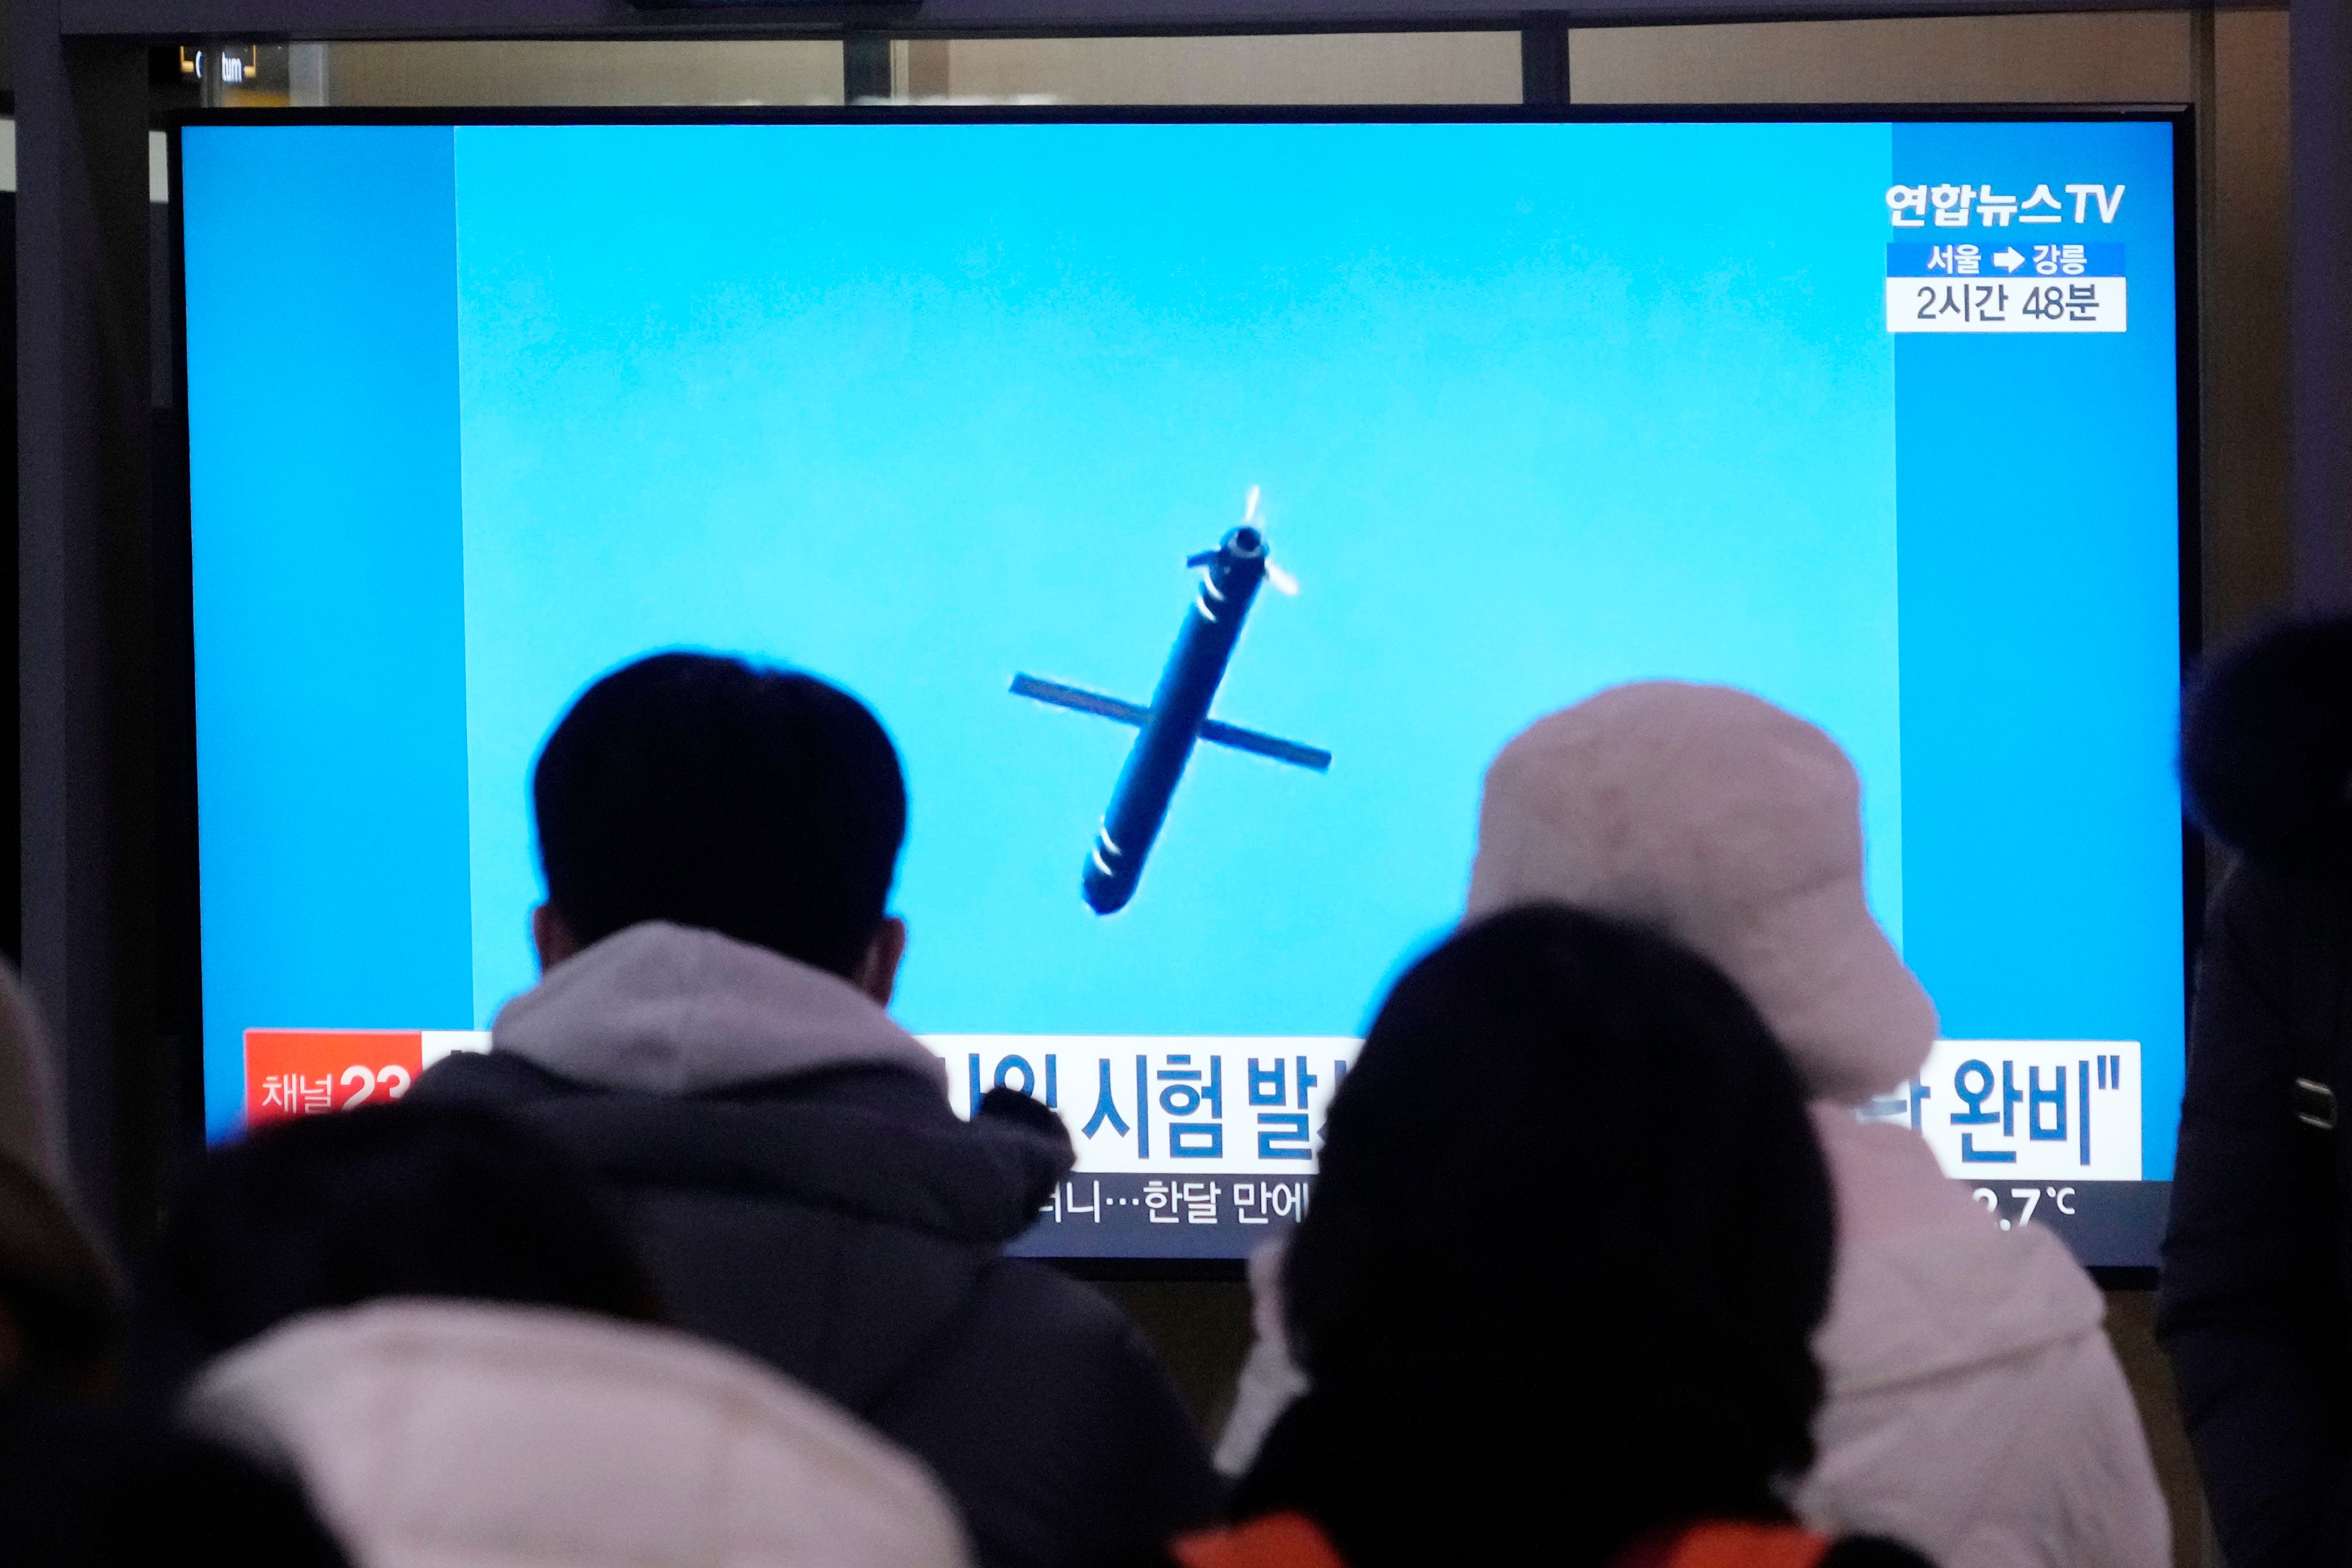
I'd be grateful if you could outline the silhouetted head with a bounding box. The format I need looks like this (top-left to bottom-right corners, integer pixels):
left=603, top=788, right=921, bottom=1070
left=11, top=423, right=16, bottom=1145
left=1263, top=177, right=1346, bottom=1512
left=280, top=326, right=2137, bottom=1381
left=2181, top=616, right=2352, bottom=877
left=533, top=651, right=907, bottom=979
left=1246, top=904, right=1833, bottom=1568
left=130, top=1103, right=661, bottom=1406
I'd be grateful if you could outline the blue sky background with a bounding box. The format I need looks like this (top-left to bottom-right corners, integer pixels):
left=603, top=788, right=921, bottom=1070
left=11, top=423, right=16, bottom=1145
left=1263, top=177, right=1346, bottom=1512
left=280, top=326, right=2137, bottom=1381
left=1890, top=118, right=2185, bottom=1173
left=183, top=118, right=2183, bottom=1195
left=183, top=125, right=474, bottom=1137
left=452, top=120, right=1903, bottom=1036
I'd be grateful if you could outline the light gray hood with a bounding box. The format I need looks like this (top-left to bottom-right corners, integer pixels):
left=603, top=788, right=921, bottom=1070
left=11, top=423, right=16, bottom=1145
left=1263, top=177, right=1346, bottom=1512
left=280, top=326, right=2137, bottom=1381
left=493, top=921, right=944, bottom=1097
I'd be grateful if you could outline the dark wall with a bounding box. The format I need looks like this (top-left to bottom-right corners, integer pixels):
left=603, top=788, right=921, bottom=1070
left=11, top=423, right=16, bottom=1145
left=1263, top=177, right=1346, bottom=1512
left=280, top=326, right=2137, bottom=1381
left=148, top=179, right=203, bottom=1219
left=0, top=189, right=17, bottom=968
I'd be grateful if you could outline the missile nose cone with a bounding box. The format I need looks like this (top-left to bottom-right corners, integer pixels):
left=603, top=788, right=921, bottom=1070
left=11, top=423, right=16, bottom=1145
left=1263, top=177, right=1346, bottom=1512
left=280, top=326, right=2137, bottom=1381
left=1084, top=825, right=1137, bottom=914
left=1082, top=863, right=1133, bottom=914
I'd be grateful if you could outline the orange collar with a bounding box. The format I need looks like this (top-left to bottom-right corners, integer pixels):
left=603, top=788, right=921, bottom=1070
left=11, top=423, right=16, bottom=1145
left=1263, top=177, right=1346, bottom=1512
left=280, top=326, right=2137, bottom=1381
left=1630, top=1522, right=1834, bottom=1568
left=1172, top=1513, right=1347, bottom=1568
left=1173, top=1514, right=1831, bottom=1568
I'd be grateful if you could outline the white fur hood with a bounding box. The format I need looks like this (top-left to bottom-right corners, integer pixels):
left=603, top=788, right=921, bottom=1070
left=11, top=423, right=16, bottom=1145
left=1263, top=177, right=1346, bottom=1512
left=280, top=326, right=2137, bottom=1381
left=1814, top=1222, right=2106, bottom=1397
left=1795, top=1116, right=2169, bottom=1568
left=493, top=921, right=944, bottom=1097
left=181, top=1299, right=971, bottom=1568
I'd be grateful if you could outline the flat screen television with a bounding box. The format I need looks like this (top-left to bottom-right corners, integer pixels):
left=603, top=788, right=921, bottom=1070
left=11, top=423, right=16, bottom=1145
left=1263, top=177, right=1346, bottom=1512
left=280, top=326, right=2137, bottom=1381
left=175, top=107, right=2192, bottom=1271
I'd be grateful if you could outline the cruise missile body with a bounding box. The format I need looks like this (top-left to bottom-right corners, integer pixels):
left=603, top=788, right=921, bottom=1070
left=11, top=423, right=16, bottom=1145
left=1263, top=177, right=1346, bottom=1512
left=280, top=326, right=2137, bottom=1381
left=1013, top=500, right=1328, bottom=915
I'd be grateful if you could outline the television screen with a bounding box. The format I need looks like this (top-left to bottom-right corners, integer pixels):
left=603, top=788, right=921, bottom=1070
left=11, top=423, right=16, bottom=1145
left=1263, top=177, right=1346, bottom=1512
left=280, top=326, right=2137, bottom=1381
left=178, top=110, right=2187, bottom=1266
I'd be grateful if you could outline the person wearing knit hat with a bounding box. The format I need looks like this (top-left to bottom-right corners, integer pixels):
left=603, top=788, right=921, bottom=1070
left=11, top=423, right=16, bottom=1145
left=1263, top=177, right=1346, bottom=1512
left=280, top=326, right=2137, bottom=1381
left=1215, top=682, right=2167, bottom=1568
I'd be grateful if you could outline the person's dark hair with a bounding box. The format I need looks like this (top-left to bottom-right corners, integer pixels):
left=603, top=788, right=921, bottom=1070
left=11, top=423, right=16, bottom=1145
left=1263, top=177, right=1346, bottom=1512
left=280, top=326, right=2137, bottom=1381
left=2180, top=616, right=2352, bottom=875
left=127, top=1103, right=661, bottom=1408
left=533, top=651, right=906, bottom=978
left=1239, top=905, right=1835, bottom=1568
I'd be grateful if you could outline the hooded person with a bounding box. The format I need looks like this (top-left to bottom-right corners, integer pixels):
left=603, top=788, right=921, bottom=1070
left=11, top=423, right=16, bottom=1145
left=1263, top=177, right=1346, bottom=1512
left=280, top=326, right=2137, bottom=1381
left=0, top=963, right=348, bottom=1567
left=128, top=1099, right=963, bottom=1568
left=2160, top=617, right=2352, bottom=1567
left=1215, top=682, right=2166, bottom=1568
left=1173, top=904, right=1929, bottom=1568
left=405, top=651, right=1219, bottom=1568
left=181, top=1299, right=968, bottom=1568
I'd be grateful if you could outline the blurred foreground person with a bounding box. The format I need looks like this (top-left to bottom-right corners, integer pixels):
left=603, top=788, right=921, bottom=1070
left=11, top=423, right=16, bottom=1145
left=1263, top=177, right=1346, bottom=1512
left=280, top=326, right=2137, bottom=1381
left=1216, top=683, right=2165, bottom=1568
left=182, top=1301, right=967, bottom=1568
left=0, top=963, right=345, bottom=1567
left=410, top=651, right=1218, bottom=1568
left=1177, top=905, right=1925, bottom=1568
left=0, top=961, right=114, bottom=1397
left=129, top=1099, right=662, bottom=1393
left=2163, top=619, right=2352, bottom=1567
left=140, top=1102, right=968, bottom=1568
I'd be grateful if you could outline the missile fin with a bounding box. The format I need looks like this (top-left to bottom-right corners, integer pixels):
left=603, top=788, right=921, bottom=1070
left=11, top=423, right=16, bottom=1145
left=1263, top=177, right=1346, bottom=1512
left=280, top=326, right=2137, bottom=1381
left=1199, top=720, right=1332, bottom=773
left=1011, top=674, right=1151, bottom=728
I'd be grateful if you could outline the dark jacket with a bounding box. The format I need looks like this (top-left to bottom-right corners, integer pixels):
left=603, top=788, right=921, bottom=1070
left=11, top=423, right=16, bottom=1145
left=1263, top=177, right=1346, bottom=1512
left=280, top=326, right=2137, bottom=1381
left=0, top=1393, right=347, bottom=1566
left=410, top=921, right=1220, bottom=1568
left=2160, top=619, right=2352, bottom=1567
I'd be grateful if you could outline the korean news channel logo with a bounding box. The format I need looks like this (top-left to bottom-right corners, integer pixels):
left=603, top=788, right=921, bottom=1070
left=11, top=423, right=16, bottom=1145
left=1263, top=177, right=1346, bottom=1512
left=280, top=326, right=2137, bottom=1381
left=1884, top=181, right=2127, bottom=334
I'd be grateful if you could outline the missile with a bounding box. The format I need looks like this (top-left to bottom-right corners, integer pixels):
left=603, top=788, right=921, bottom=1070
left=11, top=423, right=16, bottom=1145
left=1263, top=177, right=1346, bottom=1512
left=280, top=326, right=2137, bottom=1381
left=1012, top=492, right=1330, bottom=915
